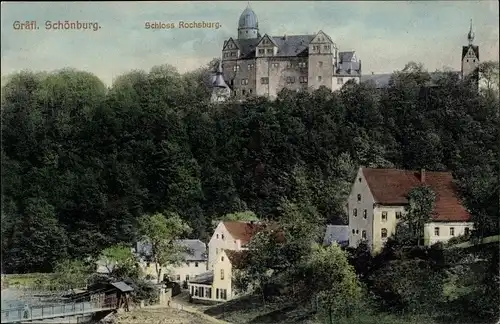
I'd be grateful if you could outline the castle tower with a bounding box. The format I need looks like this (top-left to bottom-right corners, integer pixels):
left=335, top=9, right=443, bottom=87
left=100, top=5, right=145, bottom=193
left=210, top=60, right=231, bottom=103
left=461, top=19, right=480, bottom=84
left=238, top=4, right=259, bottom=40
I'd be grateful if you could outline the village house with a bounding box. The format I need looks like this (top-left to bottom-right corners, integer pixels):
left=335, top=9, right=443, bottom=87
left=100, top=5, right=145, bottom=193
left=207, top=221, right=262, bottom=269
left=323, top=225, right=349, bottom=247
left=188, top=249, right=249, bottom=303
left=135, top=239, right=208, bottom=283
left=347, top=167, right=473, bottom=252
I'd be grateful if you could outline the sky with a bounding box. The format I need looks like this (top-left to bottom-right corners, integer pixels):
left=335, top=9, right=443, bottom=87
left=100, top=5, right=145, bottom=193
left=1, top=1, right=499, bottom=86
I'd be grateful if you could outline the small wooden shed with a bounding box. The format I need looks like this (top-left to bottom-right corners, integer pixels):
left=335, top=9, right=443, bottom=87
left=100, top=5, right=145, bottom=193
left=110, top=281, right=134, bottom=312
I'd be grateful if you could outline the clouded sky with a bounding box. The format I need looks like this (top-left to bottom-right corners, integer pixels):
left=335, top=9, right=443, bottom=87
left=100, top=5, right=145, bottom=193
left=1, top=1, right=499, bottom=86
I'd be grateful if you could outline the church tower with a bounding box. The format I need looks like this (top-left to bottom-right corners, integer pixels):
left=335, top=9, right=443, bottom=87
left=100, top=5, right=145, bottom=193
left=238, top=4, right=259, bottom=39
left=461, top=19, right=480, bottom=84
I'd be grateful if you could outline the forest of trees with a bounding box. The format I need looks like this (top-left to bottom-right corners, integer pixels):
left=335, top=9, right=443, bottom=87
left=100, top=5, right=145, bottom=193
left=1, top=60, right=498, bottom=278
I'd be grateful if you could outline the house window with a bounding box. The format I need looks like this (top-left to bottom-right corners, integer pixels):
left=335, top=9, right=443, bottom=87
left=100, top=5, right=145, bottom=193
left=233, top=65, right=240, bottom=72
left=313, top=45, right=319, bottom=51
left=191, top=286, right=194, bottom=295
left=473, top=59, right=476, bottom=62
left=358, top=177, right=362, bottom=182
left=221, top=289, right=227, bottom=300
left=298, top=62, right=307, bottom=68
left=241, top=79, right=248, bottom=85
left=363, top=209, right=367, bottom=219
left=195, top=262, right=199, bottom=267
left=221, top=256, right=224, bottom=261
left=362, top=230, right=367, bottom=239
left=220, top=269, right=224, bottom=280
left=352, top=229, right=355, bottom=234
left=324, top=45, right=330, bottom=51
left=146, top=262, right=150, bottom=268
left=434, top=227, right=440, bottom=236
left=395, top=212, right=402, bottom=219
left=223, top=53, right=228, bottom=58
left=176, top=274, right=181, bottom=281
left=258, top=49, right=265, bottom=54
left=261, top=77, right=269, bottom=84
left=249, top=89, right=253, bottom=94
left=299, top=76, right=307, bottom=83
left=230, top=52, right=236, bottom=57
left=230, top=79, right=234, bottom=86
left=186, top=275, right=190, bottom=281
left=464, top=227, right=470, bottom=236
left=381, top=228, right=388, bottom=238
left=221, top=234, right=225, bottom=240
left=317, top=76, right=322, bottom=82
left=355, top=229, right=359, bottom=234
left=337, top=78, right=343, bottom=84
left=207, top=288, right=212, bottom=298
left=353, top=208, right=357, bottom=217
left=216, top=288, right=219, bottom=299
left=272, top=63, right=279, bottom=68
left=195, top=287, right=199, bottom=296
left=286, top=76, right=295, bottom=84
left=267, top=48, right=273, bottom=54
left=242, top=89, right=246, bottom=95
left=216, top=234, right=219, bottom=239
left=381, top=212, right=387, bottom=222
left=248, top=64, right=254, bottom=70
left=449, top=227, right=455, bottom=236
left=357, top=194, right=361, bottom=202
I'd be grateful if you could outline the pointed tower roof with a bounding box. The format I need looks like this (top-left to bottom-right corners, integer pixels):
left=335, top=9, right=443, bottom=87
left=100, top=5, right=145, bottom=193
left=467, top=19, right=475, bottom=45
left=212, top=60, right=228, bottom=88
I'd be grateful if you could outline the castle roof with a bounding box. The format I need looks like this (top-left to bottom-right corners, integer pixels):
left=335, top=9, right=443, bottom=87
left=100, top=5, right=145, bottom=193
left=232, top=35, right=315, bottom=59
left=238, top=6, right=258, bottom=30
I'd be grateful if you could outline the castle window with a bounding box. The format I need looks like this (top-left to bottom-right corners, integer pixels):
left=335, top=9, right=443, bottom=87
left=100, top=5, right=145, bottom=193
left=248, top=64, right=254, bottom=70
left=381, top=211, right=387, bottom=222
left=449, top=227, right=455, bottom=236
left=266, top=48, right=273, bottom=54
left=240, top=79, right=248, bottom=85
left=356, top=229, right=359, bottom=234
left=318, top=61, right=323, bottom=67
left=287, top=62, right=292, bottom=68
left=353, top=208, right=357, bottom=217
left=352, top=229, right=355, bottom=234
left=317, top=76, right=322, bottom=82
left=434, top=227, right=440, bottom=236
left=272, top=63, right=279, bottom=68
left=230, top=52, right=236, bottom=57
left=286, top=76, right=295, bottom=84
left=299, top=76, right=307, bottom=83
left=233, top=65, right=240, bottom=72
left=473, top=59, right=476, bottom=62
left=258, top=49, right=265, bottom=55
left=466, top=59, right=469, bottom=62
left=363, top=209, right=367, bottom=219
left=381, top=228, right=388, bottom=238
left=362, top=230, right=367, bottom=239
left=357, top=194, right=361, bottom=201
left=395, top=212, right=402, bottom=219
left=298, top=62, right=307, bottom=68
left=337, top=78, right=343, bottom=84
left=242, top=89, right=246, bottom=95
left=261, top=77, right=269, bottom=84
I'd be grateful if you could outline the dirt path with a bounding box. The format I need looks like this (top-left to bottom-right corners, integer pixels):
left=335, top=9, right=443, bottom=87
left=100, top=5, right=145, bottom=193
left=115, top=304, right=230, bottom=324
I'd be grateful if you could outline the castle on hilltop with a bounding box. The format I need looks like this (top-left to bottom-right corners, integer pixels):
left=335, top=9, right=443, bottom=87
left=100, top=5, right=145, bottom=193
left=211, top=8, right=480, bottom=102
left=210, top=4, right=362, bottom=102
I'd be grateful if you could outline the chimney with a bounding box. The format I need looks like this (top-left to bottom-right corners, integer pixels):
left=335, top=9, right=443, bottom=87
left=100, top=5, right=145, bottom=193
left=420, top=169, right=425, bottom=183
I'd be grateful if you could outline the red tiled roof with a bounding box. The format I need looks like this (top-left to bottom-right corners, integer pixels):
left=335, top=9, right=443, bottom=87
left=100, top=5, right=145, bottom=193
left=224, top=250, right=250, bottom=269
left=361, top=168, right=471, bottom=222
left=222, top=221, right=264, bottom=245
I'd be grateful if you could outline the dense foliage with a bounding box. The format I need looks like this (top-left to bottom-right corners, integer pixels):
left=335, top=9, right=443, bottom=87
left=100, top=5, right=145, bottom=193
left=1, top=61, right=498, bottom=279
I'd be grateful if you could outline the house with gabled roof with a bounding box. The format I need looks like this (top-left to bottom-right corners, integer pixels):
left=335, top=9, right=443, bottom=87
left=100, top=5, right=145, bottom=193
left=208, top=221, right=262, bottom=270
left=188, top=249, right=249, bottom=303
left=347, top=167, right=473, bottom=252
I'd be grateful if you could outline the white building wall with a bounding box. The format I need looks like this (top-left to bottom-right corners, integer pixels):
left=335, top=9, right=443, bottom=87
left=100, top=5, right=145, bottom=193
left=424, top=222, right=474, bottom=245
left=208, top=222, right=240, bottom=270
left=169, top=260, right=208, bottom=283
